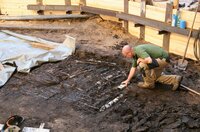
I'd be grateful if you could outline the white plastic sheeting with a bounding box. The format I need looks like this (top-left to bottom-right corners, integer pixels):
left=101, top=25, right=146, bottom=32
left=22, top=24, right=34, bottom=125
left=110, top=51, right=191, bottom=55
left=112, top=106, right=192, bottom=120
left=0, top=30, right=75, bottom=87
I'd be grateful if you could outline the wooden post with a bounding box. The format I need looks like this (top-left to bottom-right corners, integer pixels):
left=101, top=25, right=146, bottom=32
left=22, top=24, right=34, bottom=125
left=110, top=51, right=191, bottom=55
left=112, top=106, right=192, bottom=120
left=163, top=3, right=173, bottom=51
left=80, top=0, right=86, bottom=14
left=140, top=0, right=146, bottom=40
left=65, top=0, right=72, bottom=14
left=36, top=0, right=44, bottom=15
left=36, top=0, right=42, bottom=5
left=173, top=0, right=179, bottom=9
left=65, top=0, right=71, bottom=5
left=124, top=0, right=129, bottom=33
left=80, top=0, right=86, bottom=6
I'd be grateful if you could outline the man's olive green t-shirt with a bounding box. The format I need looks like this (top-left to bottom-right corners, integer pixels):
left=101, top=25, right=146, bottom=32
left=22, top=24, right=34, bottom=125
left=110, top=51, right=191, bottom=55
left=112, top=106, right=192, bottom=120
left=132, top=44, right=169, bottom=67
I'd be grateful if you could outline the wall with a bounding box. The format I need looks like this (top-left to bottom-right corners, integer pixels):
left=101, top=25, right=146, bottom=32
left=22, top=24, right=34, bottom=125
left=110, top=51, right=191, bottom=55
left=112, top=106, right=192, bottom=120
left=0, top=0, right=37, bottom=15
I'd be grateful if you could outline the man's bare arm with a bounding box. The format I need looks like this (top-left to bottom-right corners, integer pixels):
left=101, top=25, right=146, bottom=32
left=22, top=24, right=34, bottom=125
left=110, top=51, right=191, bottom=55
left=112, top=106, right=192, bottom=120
left=122, top=67, right=136, bottom=86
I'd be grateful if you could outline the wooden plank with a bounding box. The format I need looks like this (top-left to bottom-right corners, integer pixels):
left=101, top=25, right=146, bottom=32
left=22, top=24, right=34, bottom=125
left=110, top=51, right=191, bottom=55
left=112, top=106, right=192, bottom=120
left=27, top=5, right=80, bottom=11
left=176, top=10, right=200, bottom=29
left=116, top=12, right=199, bottom=38
left=140, top=0, right=146, bottom=39
left=165, top=3, right=173, bottom=23
left=124, top=0, right=128, bottom=32
left=163, top=3, right=173, bottom=51
left=0, top=25, right=71, bottom=30
left=30, top=42, right=56, bottom=50
left=145, top=27, right=164, bottom=47
left=169, top=33, right=196, bottom=60
left=0, top=14, right=91, bottom=21
left=81, top=6, right=117, bottom=17
left=22, top=127, right=49, bottom=132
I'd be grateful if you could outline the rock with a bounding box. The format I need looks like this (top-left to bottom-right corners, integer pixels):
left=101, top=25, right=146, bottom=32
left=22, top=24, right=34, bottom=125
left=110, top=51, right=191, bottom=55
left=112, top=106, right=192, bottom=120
left=181, top=116, right=190, bottom=123
left=133, top=111, right=138, bottom=116
left=113, top=34, right=119, bottom=39
left=77, top=50, right=86, bottom=58
left=162, top=128, right=178, bottom=132
left=62, top=82, right=71, bottom=88
left=167, top=120, right=182, bottom=129
left=122, top=114, right=133, bottom=123
left=187, top=119, right=199, bottom=128
left=135, top=126, right=149, bottom=132
left=133, top=117, right=139, bottom=122
left=160, top=118, right=175, bottom=126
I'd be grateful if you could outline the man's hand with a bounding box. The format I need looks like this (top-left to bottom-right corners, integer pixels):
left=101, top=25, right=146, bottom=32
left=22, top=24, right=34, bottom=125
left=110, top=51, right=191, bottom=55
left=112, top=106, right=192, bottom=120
left=137, top=58, right=143, bottom=65
left=121, top=80, right=129, bottom=87
left=122, top=67, right=136, bottom=87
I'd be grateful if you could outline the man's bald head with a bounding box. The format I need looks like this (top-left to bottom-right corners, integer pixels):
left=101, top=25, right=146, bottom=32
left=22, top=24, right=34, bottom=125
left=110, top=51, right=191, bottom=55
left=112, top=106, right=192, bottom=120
left=122, top=45, right=132, bottom=54
left=122, top=45, right=134, bottom=58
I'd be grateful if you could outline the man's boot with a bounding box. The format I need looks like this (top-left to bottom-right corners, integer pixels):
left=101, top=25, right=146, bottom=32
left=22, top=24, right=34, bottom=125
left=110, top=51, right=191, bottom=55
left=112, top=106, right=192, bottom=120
left=172, top=76, right=182, bottom=91
left=156, top=75, right=182, bottom=91
left=137, top=81, right=155, bottom=89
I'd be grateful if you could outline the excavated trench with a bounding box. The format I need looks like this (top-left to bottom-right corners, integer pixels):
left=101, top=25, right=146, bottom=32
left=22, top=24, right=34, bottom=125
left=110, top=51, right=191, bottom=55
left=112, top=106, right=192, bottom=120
left=0, top=49, right=200, bottom=132
left=0, top=18, right=200, bottom=131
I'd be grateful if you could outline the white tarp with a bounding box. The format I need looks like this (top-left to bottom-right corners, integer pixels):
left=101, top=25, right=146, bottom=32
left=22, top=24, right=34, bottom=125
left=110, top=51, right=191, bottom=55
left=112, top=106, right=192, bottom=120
left=0, top=30, right=75, bottom=87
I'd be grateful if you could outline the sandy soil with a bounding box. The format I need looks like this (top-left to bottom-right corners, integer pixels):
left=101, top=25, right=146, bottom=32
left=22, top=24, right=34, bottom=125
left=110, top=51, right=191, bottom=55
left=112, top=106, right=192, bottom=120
left=0, top=17, right=200, bottom=132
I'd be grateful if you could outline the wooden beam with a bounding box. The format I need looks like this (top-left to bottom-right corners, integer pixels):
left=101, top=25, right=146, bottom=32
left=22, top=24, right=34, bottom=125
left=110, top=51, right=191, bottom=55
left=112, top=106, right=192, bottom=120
left=30, top=42, right=56, bottom=50
left=163, top=3, right=173, bottom=51
left=158, top=30, right=168, bottom=35
left=27, top=5, right=80, bottom=11
left=124, top=0, right=129, bottom=33
left=0, top=14, right=91, bottom=21
left=0, top=25, right=72, bottom=30
left=81, top=6, right=117, bottom=17
left=134, top=23, right=144, bottom=27
left=27, top=4, right=199, bottom=39
left=116, top=12, right=199, bottom=38
left=140, top=0, right=146, bottom=40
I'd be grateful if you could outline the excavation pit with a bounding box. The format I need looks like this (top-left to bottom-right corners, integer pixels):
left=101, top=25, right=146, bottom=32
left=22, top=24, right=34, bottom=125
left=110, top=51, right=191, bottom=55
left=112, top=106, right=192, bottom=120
left=0, top=18, right=200, bottom=131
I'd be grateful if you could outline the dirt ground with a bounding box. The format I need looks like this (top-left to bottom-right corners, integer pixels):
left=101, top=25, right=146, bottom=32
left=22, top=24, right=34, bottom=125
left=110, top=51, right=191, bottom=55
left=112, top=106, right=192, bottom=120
left=0, top=16, right=200, bottom=132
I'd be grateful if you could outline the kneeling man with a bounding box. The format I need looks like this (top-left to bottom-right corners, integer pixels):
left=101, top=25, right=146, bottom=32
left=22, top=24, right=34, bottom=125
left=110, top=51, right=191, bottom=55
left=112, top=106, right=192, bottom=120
left=122, top=44, right=182, bottom=90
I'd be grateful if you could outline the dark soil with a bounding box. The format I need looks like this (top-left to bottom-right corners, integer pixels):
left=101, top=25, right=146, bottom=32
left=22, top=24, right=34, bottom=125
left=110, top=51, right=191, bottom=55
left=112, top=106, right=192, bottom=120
left=0, top=17, right=200, bottom=132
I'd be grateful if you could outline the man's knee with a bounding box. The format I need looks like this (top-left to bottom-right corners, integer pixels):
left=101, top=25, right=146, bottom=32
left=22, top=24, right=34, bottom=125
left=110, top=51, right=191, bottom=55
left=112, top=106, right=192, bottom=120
left=138, top=62, right=149, bottom=77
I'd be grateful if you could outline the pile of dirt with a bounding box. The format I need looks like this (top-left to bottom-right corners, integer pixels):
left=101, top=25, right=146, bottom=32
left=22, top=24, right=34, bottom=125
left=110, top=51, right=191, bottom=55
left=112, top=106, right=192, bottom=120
left=0, top=17, right=200, bottom=131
